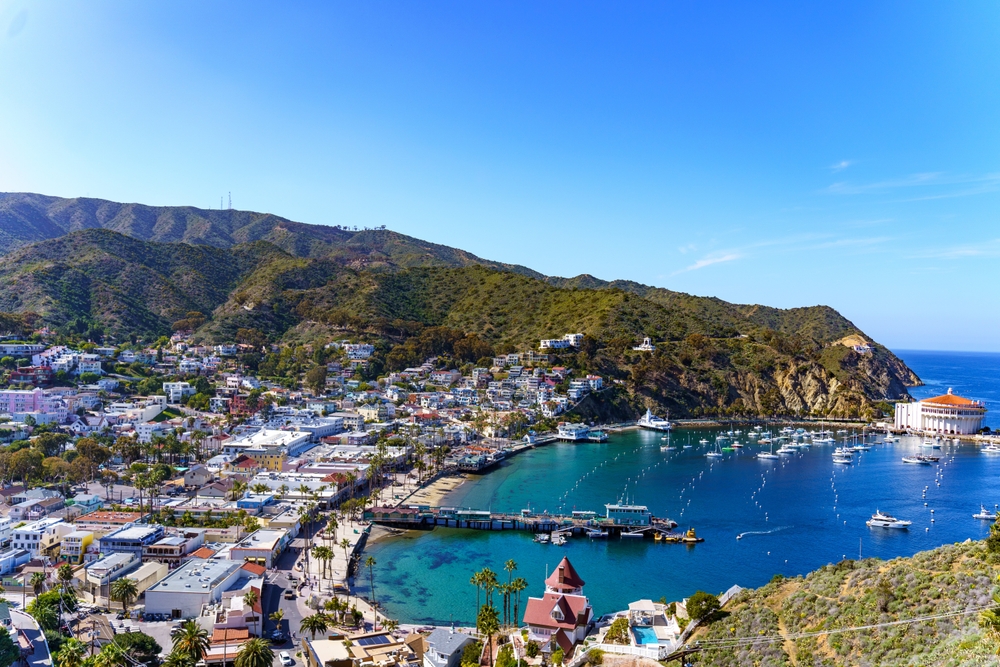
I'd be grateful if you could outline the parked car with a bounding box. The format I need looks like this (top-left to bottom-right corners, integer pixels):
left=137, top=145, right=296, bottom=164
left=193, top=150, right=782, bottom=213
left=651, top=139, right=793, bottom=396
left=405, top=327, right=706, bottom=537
left=269, top=631, right=288, bottom=644
left=279, top=652, right=293, bottom=666
left=283, top=590, right=295, bottom=600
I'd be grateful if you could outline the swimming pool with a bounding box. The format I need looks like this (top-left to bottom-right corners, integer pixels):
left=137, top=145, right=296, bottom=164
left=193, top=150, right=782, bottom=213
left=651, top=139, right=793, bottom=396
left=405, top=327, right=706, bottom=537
left=631, top=626, right=659, bottom=645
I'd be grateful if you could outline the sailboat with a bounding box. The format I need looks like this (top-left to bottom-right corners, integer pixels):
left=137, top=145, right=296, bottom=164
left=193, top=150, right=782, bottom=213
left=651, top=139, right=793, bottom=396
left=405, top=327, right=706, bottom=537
left=706, top=441, right=724, bottom=458
left=757, top=441, right=779, bottom=460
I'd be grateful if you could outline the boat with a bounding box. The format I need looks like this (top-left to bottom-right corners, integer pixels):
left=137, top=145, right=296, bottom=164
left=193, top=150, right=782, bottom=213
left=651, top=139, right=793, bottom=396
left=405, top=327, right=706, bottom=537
left=866, top=510, right=912, bottom=529
left=654, top=531, right=663, bottom=542
left=586, top=529, right=608, bottom=538
left=660, top=445, right=675, bottom=451
left=706, top=441, right=724, bottom=458
left=902, top=456, right=931, bottom=465
left=699, top=439, right=709, bottom=445
left=776, top=445, right=796, bottom=455
left=982, top=444, right=1000, bottom=454
left=974, top=505, right=998, bottom=520
left=721, top=446, right=734, bottom=452
left=550, top=534, right=567, bottom=546
left=730, top=442, right=744, bottom=448
left=621, top=531, right=645, bottom=538
left=534, top=533, right=550, bottom=544
left=833, top=448, right=853, bottom=464
left=918, top=455, right=940, bottom=463
left=638, top=409, right=672, bottom=432
left=757, top=441, right=780, bottom=460
left=680, top=528, right=704, bottom=544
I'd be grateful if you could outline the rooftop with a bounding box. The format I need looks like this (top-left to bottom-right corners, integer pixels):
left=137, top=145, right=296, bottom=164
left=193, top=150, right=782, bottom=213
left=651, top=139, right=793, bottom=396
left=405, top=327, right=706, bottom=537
left=103, top=525, right=162, bottom=541
left=920, top=388, right=984, bottom=408
left=232, top=529, right=286, bottom=551
left=146, top=558, right=243, bottom=594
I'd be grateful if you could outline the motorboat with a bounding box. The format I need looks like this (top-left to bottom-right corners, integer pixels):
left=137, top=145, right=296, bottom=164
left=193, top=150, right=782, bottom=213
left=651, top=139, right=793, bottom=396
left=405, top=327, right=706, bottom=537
left=833, top=448, right=853, bottom=464
left=730, top=442, right=744, bottom=448
left=586, top=529, right=608, bottom=538
left=660, top=445, right=675, bottom=451
left=699, top=439, right=709, bottom=445
left=776, top=445, right=796, bottom=456
left=551, top=534, right=567, bottom=546
left=974, top=505, right=998, bottom=521
left=902, top=456, right=931, bottom=465
left=982, top=444, right=1000, bottom=454
left=757, top=452, right=780, bottom=460
left=866, top=511, right=911, bottom=529
left=534, top=533, right=550, bottom=544
left=638, top=409, right=672, bottom=432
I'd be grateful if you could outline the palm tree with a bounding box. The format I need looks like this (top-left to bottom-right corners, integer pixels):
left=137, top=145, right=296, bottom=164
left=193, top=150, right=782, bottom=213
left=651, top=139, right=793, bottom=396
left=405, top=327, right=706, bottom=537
left=162, top=653, right=195, bottom=667
left=365, top=555, right=377, bottom=630
left=233, top=638, right=273, bottom=667
left=312, top=546, right=333, bottom=591
left=480, top=567, right=498, bottom=607
left=511, top=577, right=528, bottom=629
left=250, top=483, right=270, bottom=495
left=300, top=613, right=329, bottom=639
left=110, top=577, right=138, bottom=614
left=243, top=590, right=260, bottom=637
left=93, top=644, right=126, bottom=667
left=279, top=484, right=290, bottom=499
left=56, top=638, right=88, bottom=667
left=470, top=571, right=484, bottom=612
left=57, top=564, right=74, bottom=592
left=477, top=604, right=500, bottom=667
left=230, top=479, right=248, bottom=501
left=30, top=571, right=46, bottom=597
left=269, top=608, right=284, bottom=634
left=503, top=560, right=517, bottom=627
left=172, top=620, right=210, bottom=663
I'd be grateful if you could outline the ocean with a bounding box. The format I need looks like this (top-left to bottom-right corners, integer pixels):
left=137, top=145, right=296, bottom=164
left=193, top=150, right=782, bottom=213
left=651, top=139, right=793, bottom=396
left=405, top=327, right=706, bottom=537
left=356, top=350, right=1000, bottom=625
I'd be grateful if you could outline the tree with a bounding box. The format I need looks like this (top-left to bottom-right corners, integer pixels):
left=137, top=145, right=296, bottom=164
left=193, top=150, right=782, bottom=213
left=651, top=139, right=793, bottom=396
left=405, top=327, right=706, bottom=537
left=524, top=641, right=539, bottom=659
left=460, top=641, right=483, bottom=667
left=306, top=366, right=328, bottom=396
left=503, top=559, right=517, bottom=628
left=233, top=638, right=273, bottom=667
left=269, top=609, right=284, bottom=631
left=242, top=590, right=260, bottom=637
left=550, top=648, right=564, bottom=666
left=57, top=564, right=74, bottom=593
left=171, top=620, right=209, bottom=663
left=604, top=618, right=630, bottom=645
left=30, top=572, right=46, bottom=597
left=111, top=577, right=139, bottom=614
left=300, top=614, right=329, bottom=639
left=114, top=632, right=163, bottom=667
left=686, top=591, right=720, bottom=623
left=476, top=605, right=500, bottom=667
left=56, top=639, right=88, bottom=667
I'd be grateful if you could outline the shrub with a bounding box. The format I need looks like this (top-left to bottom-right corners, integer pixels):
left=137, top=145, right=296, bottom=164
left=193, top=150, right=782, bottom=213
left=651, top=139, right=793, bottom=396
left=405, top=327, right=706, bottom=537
left=587, top=648, right=604, bottom=665
left=524, top=641, right=539, bottom=658
left=604, top=617, right=630, bottom=645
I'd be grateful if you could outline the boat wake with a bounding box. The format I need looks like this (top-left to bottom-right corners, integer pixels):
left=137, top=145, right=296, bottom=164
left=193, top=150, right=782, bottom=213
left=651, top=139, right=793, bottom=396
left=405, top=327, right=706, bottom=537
left=737, top=526, right=791, bottom=540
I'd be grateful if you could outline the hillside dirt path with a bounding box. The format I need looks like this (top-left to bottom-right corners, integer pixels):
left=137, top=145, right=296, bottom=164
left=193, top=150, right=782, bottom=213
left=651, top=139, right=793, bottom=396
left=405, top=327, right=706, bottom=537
left=766, top=581, right=800, bottom=667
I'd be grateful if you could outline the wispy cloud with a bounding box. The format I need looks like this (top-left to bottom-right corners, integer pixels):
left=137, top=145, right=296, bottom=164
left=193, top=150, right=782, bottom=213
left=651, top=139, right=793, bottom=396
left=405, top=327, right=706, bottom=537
left=824, top=171, right=1000, bottom=198
left=674, top=252, right=742, bottom=274
left=677, top=243, right=696, bottom=255
left=910, top=239, right=1000, bottom=260
left=829, top=160, right=853, bottom=172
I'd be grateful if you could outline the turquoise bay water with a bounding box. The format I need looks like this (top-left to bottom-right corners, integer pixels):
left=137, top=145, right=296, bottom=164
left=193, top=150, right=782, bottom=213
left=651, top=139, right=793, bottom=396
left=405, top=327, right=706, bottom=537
left=359, top=350, right=1000, bottom=625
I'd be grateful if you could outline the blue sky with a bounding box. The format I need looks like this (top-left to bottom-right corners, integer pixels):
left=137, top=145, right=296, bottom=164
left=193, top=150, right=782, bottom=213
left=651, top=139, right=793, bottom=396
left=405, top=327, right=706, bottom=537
left=1, top=2, right=998, bottom=350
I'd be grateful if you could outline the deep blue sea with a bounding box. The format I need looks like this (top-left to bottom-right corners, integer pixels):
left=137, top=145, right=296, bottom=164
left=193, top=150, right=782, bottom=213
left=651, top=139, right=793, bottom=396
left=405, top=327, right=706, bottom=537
left=358, top=350, right=1000, bottom=625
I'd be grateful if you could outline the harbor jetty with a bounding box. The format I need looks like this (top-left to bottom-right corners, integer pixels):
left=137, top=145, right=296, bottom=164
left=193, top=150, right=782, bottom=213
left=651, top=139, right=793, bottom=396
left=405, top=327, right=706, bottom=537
left=363, top=501, right=699, bottom=541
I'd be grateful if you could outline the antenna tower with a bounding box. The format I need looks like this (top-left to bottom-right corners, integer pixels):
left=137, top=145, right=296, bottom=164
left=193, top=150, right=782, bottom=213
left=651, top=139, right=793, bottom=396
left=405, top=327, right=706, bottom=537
left=228, top=192, right=232, bottom=210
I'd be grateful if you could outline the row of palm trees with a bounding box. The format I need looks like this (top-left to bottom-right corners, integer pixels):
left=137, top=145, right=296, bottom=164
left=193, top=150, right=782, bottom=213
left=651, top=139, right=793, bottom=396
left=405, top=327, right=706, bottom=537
left=470, top=561, right=528, bottom=667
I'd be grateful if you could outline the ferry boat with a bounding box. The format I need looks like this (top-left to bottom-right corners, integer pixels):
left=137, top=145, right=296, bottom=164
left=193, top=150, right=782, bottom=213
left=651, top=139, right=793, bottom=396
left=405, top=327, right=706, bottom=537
left=974, top=505, right=998, bottom=521
left=638, top=409, right=672, bottom=432
left=866, top=511, right=912, bottom=529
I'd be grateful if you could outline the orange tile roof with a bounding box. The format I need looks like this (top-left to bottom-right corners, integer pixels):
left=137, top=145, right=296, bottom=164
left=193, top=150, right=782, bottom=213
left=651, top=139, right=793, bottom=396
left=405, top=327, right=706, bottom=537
left=211, top=628, right=250, bottom=643
left=241, top=562, right=267, bottom=577
left=922, top=390, right=980, bottom=406
left=191, top=547, right=217, bottom=559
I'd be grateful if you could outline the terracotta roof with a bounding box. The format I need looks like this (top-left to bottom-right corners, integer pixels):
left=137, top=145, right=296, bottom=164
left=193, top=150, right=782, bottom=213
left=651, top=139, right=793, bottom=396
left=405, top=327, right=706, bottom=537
left=211, top=628, right=250, bottom=643
left=552, top=629, right=575, bottom=655
left=522, top=593, right=590, bottom=630
left=921, top=389, right=980, bottom=407
left=251, top=586, right=262, bottom=613
left=544, top=556, right=585, bottom=590
left=241, top=562, right=267, bottom=577
left=191, top=547, right=217, bottom=559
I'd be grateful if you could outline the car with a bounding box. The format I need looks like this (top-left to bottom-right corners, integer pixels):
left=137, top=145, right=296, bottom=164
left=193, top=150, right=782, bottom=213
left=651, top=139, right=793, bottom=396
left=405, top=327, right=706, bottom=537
left=283, top=590, right=295, bottom=600
left=269, top=631, right=288, bottom=644
left=279, top=652, right=293, bottom=666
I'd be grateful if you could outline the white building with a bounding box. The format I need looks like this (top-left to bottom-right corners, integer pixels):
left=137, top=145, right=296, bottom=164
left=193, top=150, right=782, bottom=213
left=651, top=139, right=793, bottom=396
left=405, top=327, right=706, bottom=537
left=11, top=518, right=68, bottom=557
left=557, top=423, right=591, bottom=441
left=633, top=337, right=656, bottom=352
left=894, top=388, right=987, bottom=435
left=540, top=338, right=570, bottom=350
left=229, top=529, right=288, bottom=568
left=163, top=382, right=196, bottom=404
left=143, top=558, right=245, bottom=619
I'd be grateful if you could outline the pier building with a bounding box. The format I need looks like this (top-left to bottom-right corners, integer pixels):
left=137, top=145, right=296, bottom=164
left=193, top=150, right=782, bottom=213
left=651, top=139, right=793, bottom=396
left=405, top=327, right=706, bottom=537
left=894, top=388, right=986, bottom=435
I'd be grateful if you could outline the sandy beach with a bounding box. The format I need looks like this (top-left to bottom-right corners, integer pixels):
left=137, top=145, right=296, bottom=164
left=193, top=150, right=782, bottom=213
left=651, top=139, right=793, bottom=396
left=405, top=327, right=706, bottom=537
left=400, top=473, right=468, bottom=507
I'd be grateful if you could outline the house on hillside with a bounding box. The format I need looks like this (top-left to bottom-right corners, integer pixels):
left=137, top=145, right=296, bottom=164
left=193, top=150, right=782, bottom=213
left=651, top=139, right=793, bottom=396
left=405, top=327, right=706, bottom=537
left=522, top=556, right=593, bottom=658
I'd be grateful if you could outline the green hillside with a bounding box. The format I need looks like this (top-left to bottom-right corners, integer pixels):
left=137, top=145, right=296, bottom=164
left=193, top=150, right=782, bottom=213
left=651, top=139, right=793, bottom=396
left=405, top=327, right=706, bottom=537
left=689, top=537, right=1000, bottom=666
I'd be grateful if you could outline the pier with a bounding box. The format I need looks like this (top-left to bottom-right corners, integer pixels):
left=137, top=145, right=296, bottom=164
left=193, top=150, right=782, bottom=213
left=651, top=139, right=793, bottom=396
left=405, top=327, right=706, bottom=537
left=363, top=504, right=686, bottom=539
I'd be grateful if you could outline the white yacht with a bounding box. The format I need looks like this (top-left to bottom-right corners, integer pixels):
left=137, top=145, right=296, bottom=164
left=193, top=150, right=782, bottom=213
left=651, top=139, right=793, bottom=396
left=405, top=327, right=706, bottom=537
left=974, top=505, right=998, bottom=521
left=638, top=409, right=672, bottom=432
left=699, top=439, right=709, bottom=445
left=866, top=511, right=911, bottom=529
left=757, top=441, right=780, bottom=460
left=902, top=456, right=931, bottom=465
left=776, top=445, right=796, bottom=455
left=981, top=444, right=1000, bottom=454
left=832, top=448, right=853, bottom=464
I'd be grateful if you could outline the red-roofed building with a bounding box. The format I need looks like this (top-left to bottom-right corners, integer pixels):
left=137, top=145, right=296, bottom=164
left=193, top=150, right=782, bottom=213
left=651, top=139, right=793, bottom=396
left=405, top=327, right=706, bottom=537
left=191, top=547, right=217, bottom=559
left=241, top=562, right=267, bottom=577
left=522, top=557, right=592, bottom=658
left=895, top=388, right=987, bottom=435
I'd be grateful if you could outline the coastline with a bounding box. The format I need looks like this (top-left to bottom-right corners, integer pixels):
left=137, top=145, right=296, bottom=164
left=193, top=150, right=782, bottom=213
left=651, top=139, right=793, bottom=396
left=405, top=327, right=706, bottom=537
left=397, top=472, right=469, bottom=507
